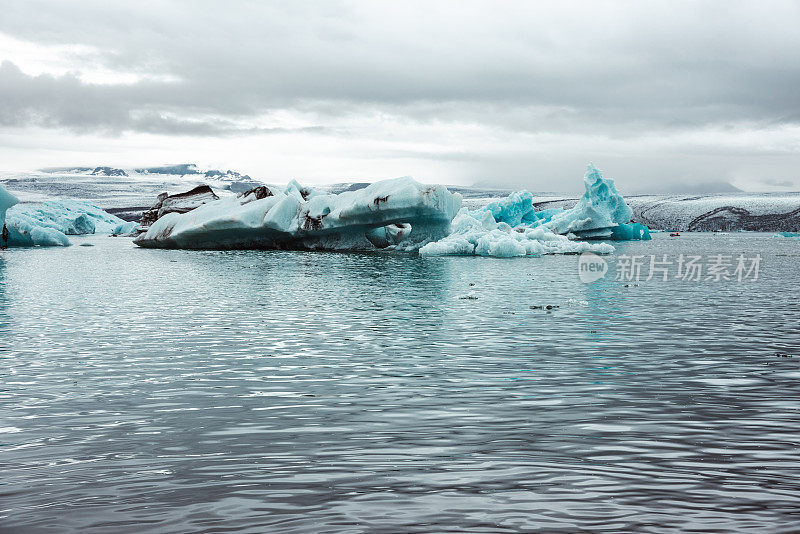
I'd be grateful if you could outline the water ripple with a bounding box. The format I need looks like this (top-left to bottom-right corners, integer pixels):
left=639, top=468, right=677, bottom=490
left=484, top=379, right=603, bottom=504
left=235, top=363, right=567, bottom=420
left=1, top=234, right=799, bottom=532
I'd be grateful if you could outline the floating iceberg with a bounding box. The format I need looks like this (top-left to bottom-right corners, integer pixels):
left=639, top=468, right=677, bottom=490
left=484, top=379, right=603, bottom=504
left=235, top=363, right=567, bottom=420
left=419, top=209, right=614, bottom=257
left=111, top=221, right=139, bottom=234
left=134, top=177, right=462, bottom=250
left=9, top=199, right=135, bottom=235
left=0, top=187, right=69, bottom=247
left=4, top=216, right=71, bottom=247
left=546, top=164, right=634, bottom=237
left=461, top=164, right=648, bottom=242
left=420, top=164, right=647, bottom=257
left=0, top=184, right=17, bottom=230
left=0, top=183, right=136, bottom=247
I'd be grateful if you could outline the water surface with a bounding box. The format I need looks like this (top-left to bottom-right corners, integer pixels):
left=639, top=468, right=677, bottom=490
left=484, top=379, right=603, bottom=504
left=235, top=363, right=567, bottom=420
left=1, top=234, right=799, bottom=532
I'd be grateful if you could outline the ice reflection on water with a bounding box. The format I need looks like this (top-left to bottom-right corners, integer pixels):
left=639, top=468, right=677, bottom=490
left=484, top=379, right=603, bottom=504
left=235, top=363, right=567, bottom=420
left=1, top=233, right=799, bottom=532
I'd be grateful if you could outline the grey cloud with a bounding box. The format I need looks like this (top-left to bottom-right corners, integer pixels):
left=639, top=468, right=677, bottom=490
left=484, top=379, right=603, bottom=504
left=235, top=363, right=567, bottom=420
left=0, top=1, right=799, bottom=190
left=128, top=112, right=329, bottom=137
left=0, top=60, right=333, bottom=136
left=129, top=111, right=332, bottom=137
left=1, top=1, right=799, bottom=133
left=0, top=61, right=134, bottom=131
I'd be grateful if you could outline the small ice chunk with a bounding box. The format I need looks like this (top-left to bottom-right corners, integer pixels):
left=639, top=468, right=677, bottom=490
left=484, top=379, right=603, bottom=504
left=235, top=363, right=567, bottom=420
left=112, top=221, right=139, bottom=235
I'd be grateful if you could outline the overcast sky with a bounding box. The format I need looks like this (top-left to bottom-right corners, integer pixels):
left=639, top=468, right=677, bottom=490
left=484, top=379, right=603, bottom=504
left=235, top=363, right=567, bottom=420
left=0, top=0, right=798, bottom=191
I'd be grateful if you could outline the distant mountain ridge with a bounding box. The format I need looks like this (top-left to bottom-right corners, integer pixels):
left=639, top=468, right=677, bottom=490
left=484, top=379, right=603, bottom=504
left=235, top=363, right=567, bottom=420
left=91, top=166, right=128, bottom=177
left=40, top=163, right=254, bottom=182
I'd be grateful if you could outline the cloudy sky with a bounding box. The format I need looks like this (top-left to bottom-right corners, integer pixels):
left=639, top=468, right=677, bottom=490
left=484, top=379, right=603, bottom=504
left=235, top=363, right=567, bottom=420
left=0, top=0, right=798, bottom=192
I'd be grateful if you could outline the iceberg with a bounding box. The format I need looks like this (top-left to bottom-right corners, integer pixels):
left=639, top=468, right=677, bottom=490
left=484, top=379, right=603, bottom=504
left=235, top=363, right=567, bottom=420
left=0, top=183, right=137, bottom=247
left=474, top=190, right=563, bottom=229
left=0, top=184, right=18, bottom=231
left=461, top=164, right=648, bottom=242
left=546, top=164, right=634, bottom=236
left=5, top=217, right=71, bottom=247
left=134, top=177, right=462, bottom=250
left=0, top=186, right=70, bottom=247
left=419, top=209, right=614, bottom=257
left=420, top=164, right=647, bottom=257
left=112, top=221, right=139, bottom=235
left=8, top=199, right=134, bottom=235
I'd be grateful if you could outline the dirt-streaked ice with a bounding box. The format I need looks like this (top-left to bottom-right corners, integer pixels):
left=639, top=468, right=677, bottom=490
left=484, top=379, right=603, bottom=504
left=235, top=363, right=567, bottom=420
left=134, top=177, right=461, bottom=250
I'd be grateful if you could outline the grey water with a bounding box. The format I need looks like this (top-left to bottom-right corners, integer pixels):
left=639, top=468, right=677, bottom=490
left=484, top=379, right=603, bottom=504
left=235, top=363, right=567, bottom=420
left=1, top=234, right=799, bottom=533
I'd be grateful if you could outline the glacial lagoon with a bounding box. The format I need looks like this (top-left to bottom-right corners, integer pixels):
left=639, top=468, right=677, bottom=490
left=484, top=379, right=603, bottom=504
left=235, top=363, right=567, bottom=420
left=2, top=233, right=799, bottom=532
